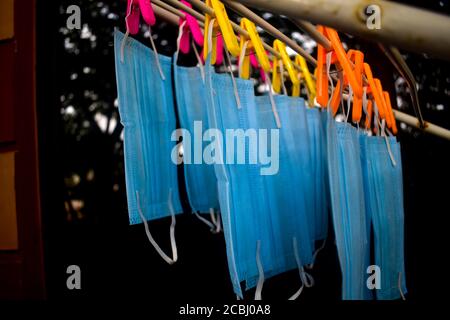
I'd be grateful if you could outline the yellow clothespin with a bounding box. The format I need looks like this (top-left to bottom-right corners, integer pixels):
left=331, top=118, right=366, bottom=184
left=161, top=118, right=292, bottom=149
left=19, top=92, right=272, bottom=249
left=295, top=54, right=316, bottom=104
left=272, top=40, right=299, bottom=94
left=203, top=0, right=240, bottom=64
left=239, top=18, right=271, bottom=79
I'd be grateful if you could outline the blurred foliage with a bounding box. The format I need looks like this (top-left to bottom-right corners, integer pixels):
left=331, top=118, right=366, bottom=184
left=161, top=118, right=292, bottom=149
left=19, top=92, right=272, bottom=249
left=55, top=0, right=449, bottom=222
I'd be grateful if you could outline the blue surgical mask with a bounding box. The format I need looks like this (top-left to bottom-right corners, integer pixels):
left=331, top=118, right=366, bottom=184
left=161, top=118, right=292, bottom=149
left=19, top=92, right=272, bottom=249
left=245, top=95, right=314, bottom=297
left=362, top=135, right=407, bottom=300
left=204, top=52, right=286, bottom=298
left=326, top=111, right=371, bottom=300
left=306, top=107, right=330, bottom=242
left=173, top=62, right=221, bottom=230
left=114, top=30, right=183, bottom=264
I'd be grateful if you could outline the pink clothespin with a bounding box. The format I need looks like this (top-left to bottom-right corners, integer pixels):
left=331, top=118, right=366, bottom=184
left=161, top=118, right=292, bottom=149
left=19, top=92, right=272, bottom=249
left=139, top=0, right=156, bottom=26
left=125, top=0, right=156, bottom=35
left=179, top=0, right=204, bottom=54
left=215, top=34, right=224, bottom=65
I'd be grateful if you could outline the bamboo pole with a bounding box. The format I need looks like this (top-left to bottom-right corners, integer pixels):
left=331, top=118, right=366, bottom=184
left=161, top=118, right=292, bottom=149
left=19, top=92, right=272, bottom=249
left=394, top=110, right=450, bottom=141
left=231, top=0, right=450, bottom=61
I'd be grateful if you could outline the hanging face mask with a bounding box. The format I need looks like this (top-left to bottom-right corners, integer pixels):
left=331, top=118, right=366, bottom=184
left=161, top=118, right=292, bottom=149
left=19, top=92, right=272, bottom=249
left=306, top=107, right=329, bottom=242
left=245, top=95, right=314, bottom=296
left=173, top=22, right=221, bottom=232
left=114, top=30, right=183, bottom=264
left=363, top=135, right=407, bottom=300
left=203, top=47, right=282, bottom=298
left=326, top=113, right=372, bottom=300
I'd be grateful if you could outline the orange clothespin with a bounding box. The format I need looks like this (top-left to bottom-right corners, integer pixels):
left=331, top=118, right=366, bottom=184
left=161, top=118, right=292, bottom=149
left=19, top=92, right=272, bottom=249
left=363, top=63, right=387, bottom=121
left=383, top=91, right=398, bottom=134
left=346, top=50, right=364, bottom=123
left=374, top=78, right=391, bottom=128
left=325, top=27, right=363, bottom=99
left=365, top=100, right=373, bottom=130
left=316, top=26, right=329, bottom=107
left=330, top=79, right=342, bottom=116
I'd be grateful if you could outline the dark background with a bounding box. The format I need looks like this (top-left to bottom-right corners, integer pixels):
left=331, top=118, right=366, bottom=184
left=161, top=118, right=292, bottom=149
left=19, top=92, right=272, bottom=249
left=36, top=0, right=450, bottom=302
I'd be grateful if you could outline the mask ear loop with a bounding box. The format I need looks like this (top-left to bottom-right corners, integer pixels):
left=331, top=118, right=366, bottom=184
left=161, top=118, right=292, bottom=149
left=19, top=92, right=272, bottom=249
left=206, top=18, right=240, bottom=109
left=325, top=52, right=335, bottom=112
left=209, top=208, right=221, bottom=233
left=254, top=240, right=265, bottom=300
left=381, top=120, right=397, bottom=166
left=398, top=272, right=406, bottom=300
left=373, top=101, right=397, bottom=166
left=120, top=0, right=134, bottom=63
left=374, top=107, right=397, bottom=167
left=362, top=86, right=369, bottom=133
left=175, top=21, right=187, bottom=65
left=306, top=236, right=327, bottom=270
left=373, top=102, right=380, bottom=136
left=345, top=85, right=353, bottom=123
left=289, top=237, right=314, bottom=300
left=223, top=44, right=242, bottom=109
left=193, top=208, right=221, bottom=233
left=136, top=189, right=178, bottom=265
left=264, top=71, right=281, bottom=129
left=148, top=25, right=166, bottom=81
left=192, top=40, right=206, bottom=83
left=238, top=40, right=249, bottom=79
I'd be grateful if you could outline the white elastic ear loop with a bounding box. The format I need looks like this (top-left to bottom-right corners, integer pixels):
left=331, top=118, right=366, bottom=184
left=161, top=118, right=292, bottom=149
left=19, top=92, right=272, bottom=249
left=373, top=102, right=380, bottom=136
left=362, top=87, right=368, bottom=116
left=381, top=120, right=397, bottom=166
left=306, top=237, right=327, bottom=269
left=254, top=240, right=265, bottom=300
left=238, top=40, right=249, bottom=79
left=224, top=45, right=242, bottom=109
left=136, top=189, right=178, bottom=265
left=289, top=237, right=314, bottom=300
left=398, top=272, right=406, bottom=300
left=210, top=208, right=221, bottom=233
left=206, top=19, right=240, bottom=109
left=207, top=18, right=215, bottom=57
left=362, top=86, right=369, bottom=120
left=120, top=30, right=130, bottom=64
left=345, top=84, right=353, bottom=123
left=373, top=103, right=396, bottom=165
left=174, top=20, right=187, bottom=65
left=193, top=208, right=221, bottom=233
left=148, top=26, right=166, bottom=81
left=192, top=40, right=205, bottom=83
left=120, top=0, right=134, bottom=63
left=264, top=71, right=282, bottom=129
left=279, top=60, right=288, bottom=96
left=325, top=52, right=334, bottom=110
left=194, top=211, right=216, bottom=231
